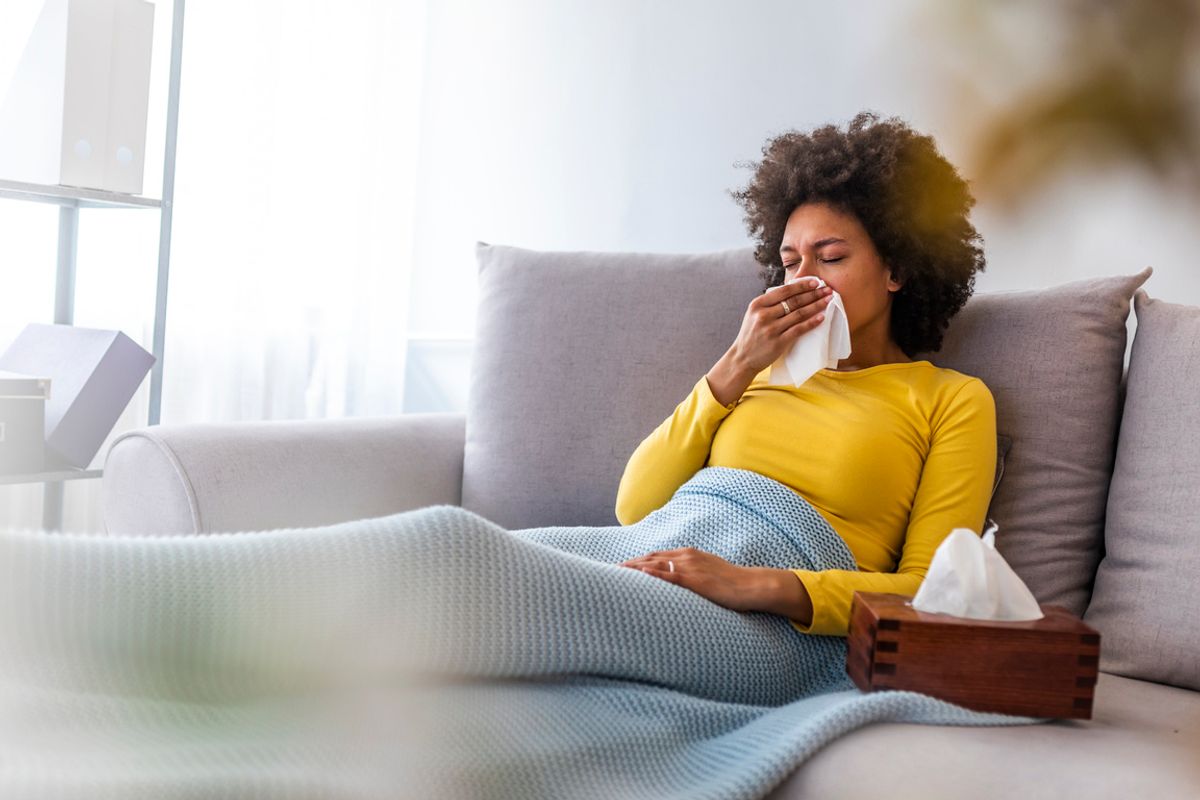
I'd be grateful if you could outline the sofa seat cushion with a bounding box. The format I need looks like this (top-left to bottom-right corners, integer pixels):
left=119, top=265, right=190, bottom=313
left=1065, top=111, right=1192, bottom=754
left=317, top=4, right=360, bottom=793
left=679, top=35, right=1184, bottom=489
left=1083, top=290, right=1200, bottom=691
left=767, top=671, right=1200, bottom=800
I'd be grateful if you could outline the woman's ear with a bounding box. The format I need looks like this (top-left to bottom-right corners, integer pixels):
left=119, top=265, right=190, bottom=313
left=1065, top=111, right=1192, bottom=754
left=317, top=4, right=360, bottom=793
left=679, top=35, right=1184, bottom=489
left=886, top=267, right=905, bottom=293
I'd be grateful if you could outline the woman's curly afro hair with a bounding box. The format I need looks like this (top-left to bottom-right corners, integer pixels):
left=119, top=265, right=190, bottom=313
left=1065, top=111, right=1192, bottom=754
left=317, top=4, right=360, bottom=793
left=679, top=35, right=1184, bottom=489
left=728, top=111, right=986, bottom=357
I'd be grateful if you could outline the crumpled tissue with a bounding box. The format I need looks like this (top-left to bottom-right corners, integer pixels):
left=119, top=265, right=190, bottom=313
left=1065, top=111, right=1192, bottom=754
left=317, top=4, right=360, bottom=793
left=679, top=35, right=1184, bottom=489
left=910, top=520, right=1044, bottom=620
left=767, top=277, right=852, bottom=387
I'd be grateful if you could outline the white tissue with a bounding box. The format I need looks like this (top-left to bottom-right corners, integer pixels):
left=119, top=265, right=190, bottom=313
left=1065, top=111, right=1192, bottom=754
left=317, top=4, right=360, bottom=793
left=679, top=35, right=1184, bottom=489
left=910, top=520, right=1044, bottom=621
left=767, top=277, right=852, bottom=387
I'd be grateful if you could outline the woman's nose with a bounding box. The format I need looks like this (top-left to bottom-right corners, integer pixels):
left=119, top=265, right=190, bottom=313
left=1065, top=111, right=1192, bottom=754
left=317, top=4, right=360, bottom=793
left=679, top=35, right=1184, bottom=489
left=796, top=266, right=822, bottom=284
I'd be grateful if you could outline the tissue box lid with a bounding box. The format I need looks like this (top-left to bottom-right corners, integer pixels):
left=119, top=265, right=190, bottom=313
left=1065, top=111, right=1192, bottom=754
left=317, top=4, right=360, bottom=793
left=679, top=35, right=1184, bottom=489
left=846, top=591, right=1101, bottom=720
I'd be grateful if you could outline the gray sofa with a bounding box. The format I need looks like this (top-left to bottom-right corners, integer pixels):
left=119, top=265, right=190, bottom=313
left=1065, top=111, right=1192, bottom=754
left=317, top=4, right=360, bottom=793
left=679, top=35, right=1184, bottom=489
left=102, top=243, right=1199, bottom=799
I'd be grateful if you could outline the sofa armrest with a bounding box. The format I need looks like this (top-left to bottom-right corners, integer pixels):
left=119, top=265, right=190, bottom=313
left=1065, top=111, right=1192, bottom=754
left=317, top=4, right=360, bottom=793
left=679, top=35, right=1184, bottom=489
left=101, top=413, right=466, bottom=535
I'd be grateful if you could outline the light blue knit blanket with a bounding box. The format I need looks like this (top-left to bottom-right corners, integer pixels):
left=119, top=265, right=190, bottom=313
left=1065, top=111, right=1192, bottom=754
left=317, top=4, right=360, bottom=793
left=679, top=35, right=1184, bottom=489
left=0, top=466, right=1050, bottom=799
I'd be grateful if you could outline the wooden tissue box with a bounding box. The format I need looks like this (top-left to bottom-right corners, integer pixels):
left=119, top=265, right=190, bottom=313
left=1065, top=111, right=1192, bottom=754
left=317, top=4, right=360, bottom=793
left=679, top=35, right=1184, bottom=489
left=846, top=591, right=1101, bottom=719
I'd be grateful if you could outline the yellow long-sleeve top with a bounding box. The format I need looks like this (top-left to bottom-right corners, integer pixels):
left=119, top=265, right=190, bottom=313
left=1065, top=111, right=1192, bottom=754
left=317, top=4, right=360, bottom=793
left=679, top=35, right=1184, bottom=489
left=614, top=359, right=997, bottom=638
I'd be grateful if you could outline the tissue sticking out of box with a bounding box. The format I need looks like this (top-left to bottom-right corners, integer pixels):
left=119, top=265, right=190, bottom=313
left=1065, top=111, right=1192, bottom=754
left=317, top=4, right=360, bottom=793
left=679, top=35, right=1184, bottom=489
left=910, top=520, right=1044, bottom=621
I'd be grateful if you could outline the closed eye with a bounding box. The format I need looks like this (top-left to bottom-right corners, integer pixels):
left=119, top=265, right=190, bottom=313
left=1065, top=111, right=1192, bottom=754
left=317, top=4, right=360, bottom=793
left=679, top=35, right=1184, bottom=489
left=784, top=257, right=844, bottom=269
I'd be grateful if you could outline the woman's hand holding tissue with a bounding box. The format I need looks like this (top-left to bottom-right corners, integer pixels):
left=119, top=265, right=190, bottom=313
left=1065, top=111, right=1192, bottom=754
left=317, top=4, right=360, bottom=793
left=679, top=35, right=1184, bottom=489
left=620, top=549, right=814, bottom=624
left=729, top=277, right=834, bottom=374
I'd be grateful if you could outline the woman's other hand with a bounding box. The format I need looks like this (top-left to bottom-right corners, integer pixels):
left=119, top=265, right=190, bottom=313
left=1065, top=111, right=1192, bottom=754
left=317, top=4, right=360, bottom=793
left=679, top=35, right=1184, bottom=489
left=620, top=548, right=765, bottom=612
left=731, top=277, right=833, bottom=374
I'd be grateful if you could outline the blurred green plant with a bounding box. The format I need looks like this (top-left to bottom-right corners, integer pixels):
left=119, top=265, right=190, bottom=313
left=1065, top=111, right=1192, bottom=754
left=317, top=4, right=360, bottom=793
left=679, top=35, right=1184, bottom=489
left=921, top=0, right=1200, bottom=211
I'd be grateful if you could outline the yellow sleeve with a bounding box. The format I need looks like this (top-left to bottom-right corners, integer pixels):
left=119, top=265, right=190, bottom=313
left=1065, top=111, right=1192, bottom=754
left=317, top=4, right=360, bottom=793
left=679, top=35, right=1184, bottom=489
left=788, top=378, right=998, bottom=637
left=615, top=374, right=738, bottom=525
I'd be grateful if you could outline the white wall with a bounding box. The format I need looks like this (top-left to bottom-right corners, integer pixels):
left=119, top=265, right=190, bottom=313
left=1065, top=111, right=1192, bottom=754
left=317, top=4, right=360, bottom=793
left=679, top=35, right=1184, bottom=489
left=402, top=0, right=1200, bottom=411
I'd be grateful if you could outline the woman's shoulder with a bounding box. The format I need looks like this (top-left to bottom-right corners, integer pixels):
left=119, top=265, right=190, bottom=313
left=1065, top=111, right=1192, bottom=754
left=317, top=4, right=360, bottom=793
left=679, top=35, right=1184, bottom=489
left=919, top=367, right=996, bottom=434
left=897, top=363, right=995, bottom=424
left=831, top=359, right=991, bottom=398
left=927, top=364, right=993, bottom=397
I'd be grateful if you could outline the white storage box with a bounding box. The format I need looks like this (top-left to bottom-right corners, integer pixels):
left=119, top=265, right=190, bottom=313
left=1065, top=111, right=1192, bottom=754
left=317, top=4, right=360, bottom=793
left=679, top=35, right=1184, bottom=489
left=0, top=0, right=155, bottom=194
left=0, top=370, right=51, bottom=474
left=0, top=323, right=154, bottom=469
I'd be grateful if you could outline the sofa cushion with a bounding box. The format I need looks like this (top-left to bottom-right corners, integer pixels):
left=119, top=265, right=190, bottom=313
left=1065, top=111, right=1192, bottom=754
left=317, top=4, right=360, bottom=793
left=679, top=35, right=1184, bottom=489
left=912, top=268, right=1151, bottom=616
left=767, top=671, right=1200, bottom=800
left=463, top=242, right=765, bottom=528
left=1083, top=290, right=1200, bottom=691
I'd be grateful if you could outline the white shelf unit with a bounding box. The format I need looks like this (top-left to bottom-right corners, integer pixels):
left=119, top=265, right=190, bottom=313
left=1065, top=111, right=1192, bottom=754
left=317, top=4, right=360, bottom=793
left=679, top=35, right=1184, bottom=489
left=0, top=177, right=163, bottom=208
left=0, top=467, right=104, bottom=487
left=0, top=0, right=186, bottom=532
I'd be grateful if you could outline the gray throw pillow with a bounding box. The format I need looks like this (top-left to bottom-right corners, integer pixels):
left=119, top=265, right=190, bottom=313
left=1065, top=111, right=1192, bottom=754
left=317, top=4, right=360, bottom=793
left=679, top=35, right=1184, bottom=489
left=912, top=268, right=1151, bottom=617
left=463, top=242, right=764, bottom=529
left=1082, top=290, right=1200, bottom=691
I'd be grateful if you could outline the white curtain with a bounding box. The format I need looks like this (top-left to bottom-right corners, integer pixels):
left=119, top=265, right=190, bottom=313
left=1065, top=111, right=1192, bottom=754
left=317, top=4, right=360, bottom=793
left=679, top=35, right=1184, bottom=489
left=8, top=0, right=1197, bottom=535
left=0, top=0, right=429, bottom=533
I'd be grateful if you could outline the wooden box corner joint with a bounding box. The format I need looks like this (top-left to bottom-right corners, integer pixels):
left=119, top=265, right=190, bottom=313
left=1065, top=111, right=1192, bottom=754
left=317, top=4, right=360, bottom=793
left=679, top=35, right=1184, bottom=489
left=846, top=591, right=1101, bottom=720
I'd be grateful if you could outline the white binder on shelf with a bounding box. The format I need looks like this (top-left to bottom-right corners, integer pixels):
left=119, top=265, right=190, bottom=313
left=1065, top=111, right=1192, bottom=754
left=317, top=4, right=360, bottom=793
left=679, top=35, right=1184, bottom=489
left=100, top=0, right=155, bottom=193
left=0, top=0, right=155, bottom=194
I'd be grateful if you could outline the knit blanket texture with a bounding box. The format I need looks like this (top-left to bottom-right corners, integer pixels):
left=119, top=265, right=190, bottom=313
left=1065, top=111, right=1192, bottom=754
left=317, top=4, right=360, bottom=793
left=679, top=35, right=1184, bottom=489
left=0, top=466, right=1051, bottom=799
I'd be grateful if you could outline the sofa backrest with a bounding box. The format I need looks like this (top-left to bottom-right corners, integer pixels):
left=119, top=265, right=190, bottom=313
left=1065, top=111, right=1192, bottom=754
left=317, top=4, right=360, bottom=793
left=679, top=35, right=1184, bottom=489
left=464, top=242, right=1149, bottom=617
left=463, top=243, right=762, bottom=529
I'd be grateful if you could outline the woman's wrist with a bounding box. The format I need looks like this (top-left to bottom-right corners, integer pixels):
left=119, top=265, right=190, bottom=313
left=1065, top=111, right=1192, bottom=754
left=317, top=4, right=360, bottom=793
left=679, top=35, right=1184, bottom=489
left=746, top=567, right=814, bottom=627
left=706, top=348, right=757, bottom=407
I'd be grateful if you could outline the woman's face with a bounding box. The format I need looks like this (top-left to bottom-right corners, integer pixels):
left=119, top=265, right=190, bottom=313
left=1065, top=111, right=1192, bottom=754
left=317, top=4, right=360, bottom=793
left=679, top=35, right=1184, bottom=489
left=779, top=201, right=903, bottom=339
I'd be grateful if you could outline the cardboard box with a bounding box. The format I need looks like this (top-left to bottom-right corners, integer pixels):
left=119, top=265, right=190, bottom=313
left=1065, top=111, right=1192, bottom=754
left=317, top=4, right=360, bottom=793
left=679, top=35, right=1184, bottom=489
left=846, top=591, right=1101, bottom=720
left=0, top=323, right=154, bottom=469
left=0, top=370, right=51, bottom=474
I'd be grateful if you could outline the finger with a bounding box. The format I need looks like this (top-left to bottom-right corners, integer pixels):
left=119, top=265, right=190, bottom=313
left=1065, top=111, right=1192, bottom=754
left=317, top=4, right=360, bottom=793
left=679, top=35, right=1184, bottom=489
left=763, top=277, right=816, bottom=302
left=793, top=282, right=833, bottom=306
left=756, top=277, right=817, bottom=307
left=773, top=283, right=830, bottom=317
left=638, top=567, right=681, bottom=583
left=778, top=293, right=831, bottom=325
left=787, top=307, right=827, bottom=334
left=789, top=277, right=822, bottom=294
left=788, top=276, right=832, bottom=298
left=626, top=548, right=686, bottom=569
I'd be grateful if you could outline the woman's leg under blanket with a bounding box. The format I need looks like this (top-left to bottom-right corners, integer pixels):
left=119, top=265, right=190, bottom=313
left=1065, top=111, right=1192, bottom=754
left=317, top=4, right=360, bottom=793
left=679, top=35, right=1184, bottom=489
left=389, top=503, right=853, bottom=706
left=0, top=479, right=854, bottom=709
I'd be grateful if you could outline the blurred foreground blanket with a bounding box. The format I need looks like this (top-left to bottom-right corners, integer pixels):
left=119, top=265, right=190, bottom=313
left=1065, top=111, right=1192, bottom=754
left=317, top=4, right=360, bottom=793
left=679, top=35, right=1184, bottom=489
left=0, top=466, right=1049, bottom=799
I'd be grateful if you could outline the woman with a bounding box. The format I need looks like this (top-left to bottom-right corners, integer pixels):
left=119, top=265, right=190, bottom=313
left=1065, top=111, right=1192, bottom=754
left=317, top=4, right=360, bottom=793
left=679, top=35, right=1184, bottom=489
left=615, top=111, right=997, bottom=639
